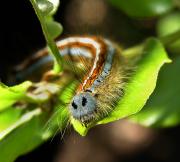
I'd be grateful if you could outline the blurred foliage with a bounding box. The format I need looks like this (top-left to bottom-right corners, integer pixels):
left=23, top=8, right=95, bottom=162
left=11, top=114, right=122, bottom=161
left=0, top=81, right=32, bottom=111
left=108, top=0, right=174, bottom=18
left=157, top=11, right=180, bottom=54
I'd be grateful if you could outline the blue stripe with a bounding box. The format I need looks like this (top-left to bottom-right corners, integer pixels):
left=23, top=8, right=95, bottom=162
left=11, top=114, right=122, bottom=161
left=16, top=55, right=53, bottom=81
left=89, top=40, right=115, bottom=92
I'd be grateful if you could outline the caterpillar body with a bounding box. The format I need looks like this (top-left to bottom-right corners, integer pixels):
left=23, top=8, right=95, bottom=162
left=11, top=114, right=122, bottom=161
left=14, top=36, right=126, bottom=124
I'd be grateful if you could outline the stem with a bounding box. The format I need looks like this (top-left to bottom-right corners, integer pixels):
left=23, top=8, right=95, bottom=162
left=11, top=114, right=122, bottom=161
left=159, top=30, right=180, bottom=46
left=123, top=29, right=180, bottom=58
left=123, top=44, right=144, bottom=59
left=29, top=0, right=63, bottom=73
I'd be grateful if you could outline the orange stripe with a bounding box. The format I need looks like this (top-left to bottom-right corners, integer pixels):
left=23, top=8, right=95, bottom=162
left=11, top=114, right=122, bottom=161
left=77, top=37, right=108, bottom=91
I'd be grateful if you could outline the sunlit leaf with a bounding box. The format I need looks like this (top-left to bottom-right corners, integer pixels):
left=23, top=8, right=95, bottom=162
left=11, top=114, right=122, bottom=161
left=0, top=80, right=74, bottom=162
left=0, top=109, right=43, bottom=162
left=0, top=81, right=32, bottom=111
left=0, top=108, right=23, bottom=132
left=130, top=56, right=180, bottom=127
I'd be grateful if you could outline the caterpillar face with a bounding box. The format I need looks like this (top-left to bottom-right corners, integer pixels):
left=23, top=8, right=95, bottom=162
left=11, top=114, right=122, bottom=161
left=70, top=92, right=97, bottom=122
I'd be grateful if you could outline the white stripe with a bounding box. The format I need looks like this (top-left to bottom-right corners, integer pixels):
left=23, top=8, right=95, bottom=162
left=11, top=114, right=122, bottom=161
left=60, top=47, right=92, bottom=58
left=57, top=37, right=102, bottom=88
left=89, top=39, right=115, bottom=91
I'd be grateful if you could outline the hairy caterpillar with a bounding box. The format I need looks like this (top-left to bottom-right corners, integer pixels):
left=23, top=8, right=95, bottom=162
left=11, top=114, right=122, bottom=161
left=14, top=36, right=126, bottom=124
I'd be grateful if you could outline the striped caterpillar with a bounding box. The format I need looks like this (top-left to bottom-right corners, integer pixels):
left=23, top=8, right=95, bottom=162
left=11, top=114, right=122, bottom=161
left=14, top=36, right=126, bottom=125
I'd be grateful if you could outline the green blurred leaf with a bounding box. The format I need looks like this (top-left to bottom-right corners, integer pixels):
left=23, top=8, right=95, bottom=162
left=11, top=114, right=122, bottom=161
left=157, top=12, right=180, bottom=36
left=0, top=108, right=67, bottom=162
left=130, top=56, right=180, bottom=127
left=0, top=105, right=68, bottom=162
left=157, top=12, right=180, bottom=54
left=0, top=80, right=74, bottom=162
left=0, top=109, right=43, bottom=162
left=0, top=109, right=42, bottom=141
left=0, top=81, right=32, bottom=111
left=0, top=108, right=23, bottom=132
left=72, top=38, right=171, bottom=136
left=108, top=0, right=174, bottom=18
left=45, top=20, right=63, bottom=39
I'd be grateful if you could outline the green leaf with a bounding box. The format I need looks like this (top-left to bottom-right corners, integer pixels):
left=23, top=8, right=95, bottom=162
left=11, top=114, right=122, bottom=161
left=0, top=107, right=67, bottom=162
left=0, top=80, right=74, bottom=162
left=0, top=109, right=43, bottom=162
left=130, top=56, right=180, bottom=127
left=0, top=106, right=69, bottom=162
left=108, top=0, right=174, bottom=18
left=0, top=81, right=32, bottom=111
left=45, top=20, right=63, bottom=39
left=157, top=12, right=180, bottom=54
left=157, top=12, right=180, bottom=37
left=72, top=38, right=171, bottom=136
left=0, top=108, right=23, bottom=132
left=0, top=109, right=42, bottom=140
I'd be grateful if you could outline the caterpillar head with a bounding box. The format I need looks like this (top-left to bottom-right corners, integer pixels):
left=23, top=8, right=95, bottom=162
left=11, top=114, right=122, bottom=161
left=69, top=92, right=97, bottom=123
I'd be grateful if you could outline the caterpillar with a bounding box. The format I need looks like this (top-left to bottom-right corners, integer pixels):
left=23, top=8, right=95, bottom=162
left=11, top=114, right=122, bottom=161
left=13, top=36, right=126, bottom=125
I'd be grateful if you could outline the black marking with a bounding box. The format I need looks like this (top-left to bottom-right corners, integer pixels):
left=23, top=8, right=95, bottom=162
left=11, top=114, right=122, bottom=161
left=72, top=101, right=78, bottom=109
left=82, top=97, right=87, bottom=106
left=85, top=89, right=92, bottom=93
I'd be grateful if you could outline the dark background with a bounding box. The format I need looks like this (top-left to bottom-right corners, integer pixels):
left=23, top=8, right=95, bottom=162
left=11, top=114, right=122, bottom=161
left=0, top=0, right=152, bottom=82
left=0, top=0, right=180, bottom=162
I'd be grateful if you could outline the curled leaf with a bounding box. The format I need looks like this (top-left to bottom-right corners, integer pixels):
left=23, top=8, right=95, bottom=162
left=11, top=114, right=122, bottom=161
left=130, top=56, right=180, bottom=127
